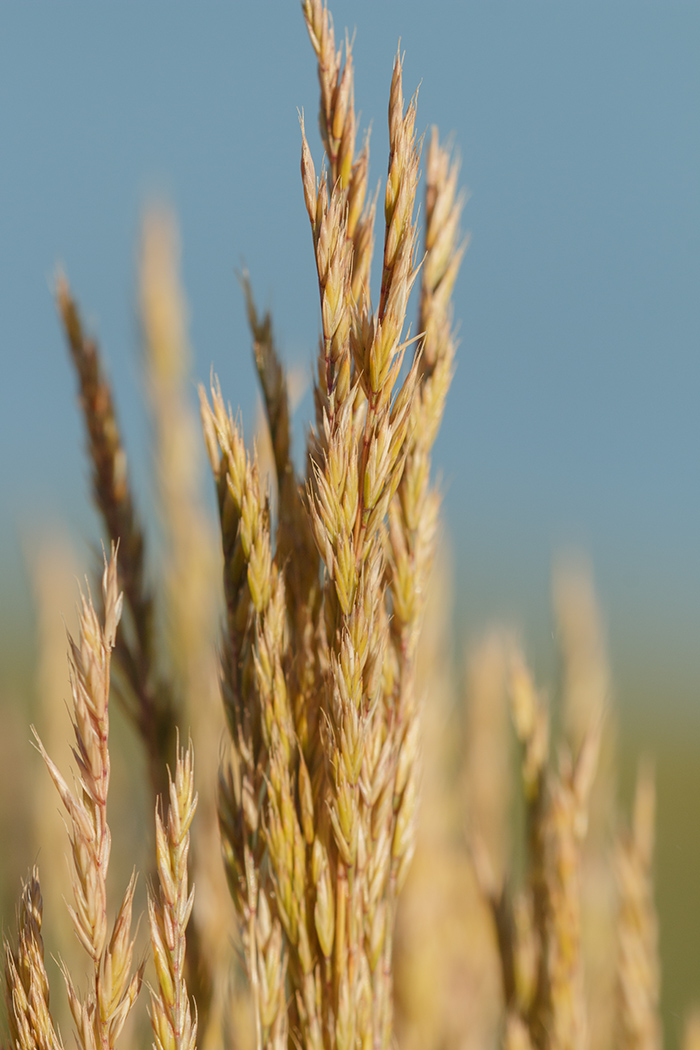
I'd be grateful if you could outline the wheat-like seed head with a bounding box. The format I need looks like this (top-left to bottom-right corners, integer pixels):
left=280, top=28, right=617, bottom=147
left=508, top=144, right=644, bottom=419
left=32, top=549, right=143, bottom=1050
left=148, top=741, right=199, bottom=1050
left=4, top=869, right=63, bottom=1050
left=57, top=275, right=178, bottom=804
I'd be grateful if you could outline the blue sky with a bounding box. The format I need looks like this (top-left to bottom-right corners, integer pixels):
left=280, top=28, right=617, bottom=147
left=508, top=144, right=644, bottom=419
left=1, top=2, right=699, bottom=708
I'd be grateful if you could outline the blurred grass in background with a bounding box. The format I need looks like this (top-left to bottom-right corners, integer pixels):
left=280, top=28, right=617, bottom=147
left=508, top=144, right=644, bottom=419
left=2, top=527, right=698, bottom=1047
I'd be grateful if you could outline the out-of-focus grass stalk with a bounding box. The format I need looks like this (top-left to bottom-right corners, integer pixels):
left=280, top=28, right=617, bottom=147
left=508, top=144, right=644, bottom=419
left=394, top=554, right=504, bottom=1050
left=616, top=761, right=661, bottom=1050
left=473, top=619, right=602, bottom=1050
left=140, top=209, right=232, bottom=1046
left=57, top=277, right=178, bottom=804
left=464, top=630, right=512, bottom=890
left=393, top=547, right=458, bottom=1050
left=554, top=558, right=617, bottom=1050
left=683, top=1009, right=700, bottom=1050
left=28, top=534, right=83, bottom=1036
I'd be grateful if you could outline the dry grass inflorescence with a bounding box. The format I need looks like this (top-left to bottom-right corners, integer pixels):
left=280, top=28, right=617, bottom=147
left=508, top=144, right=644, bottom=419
left=1, top=3, right=683, bottom=1050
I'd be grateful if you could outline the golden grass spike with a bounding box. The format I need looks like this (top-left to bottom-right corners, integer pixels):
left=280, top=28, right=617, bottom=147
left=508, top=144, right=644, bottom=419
left=57, top=273, right=177, bottom=803
left=32, top=548, right=143, bottom=1050
left=300, top=30, right=431, bottom=1050
left=3, top=868, right=63, bottom=1050
left=148, top=741, right=199, bottom=1050
left=201, top=382, right=293, bottom=1050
